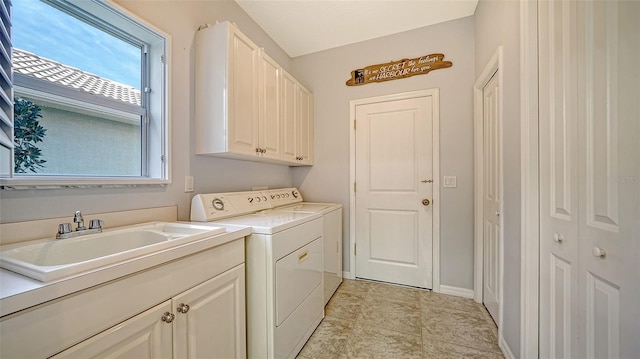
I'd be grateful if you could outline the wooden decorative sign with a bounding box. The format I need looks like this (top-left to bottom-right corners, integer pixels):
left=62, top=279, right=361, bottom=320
left=346, top=53, right=452, bottom=86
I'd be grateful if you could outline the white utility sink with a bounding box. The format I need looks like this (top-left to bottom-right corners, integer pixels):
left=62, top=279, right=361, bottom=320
left=0, top=222, right=226, bottom=282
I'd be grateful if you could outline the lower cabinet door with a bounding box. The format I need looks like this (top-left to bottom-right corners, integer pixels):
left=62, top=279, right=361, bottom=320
left=52, top=301, right=173, bottom=359
left=173, top=264, right=246, bottom=359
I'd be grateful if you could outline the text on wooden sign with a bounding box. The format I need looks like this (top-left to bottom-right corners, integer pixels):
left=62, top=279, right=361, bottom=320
left=346, top=53, right=452, bottom=86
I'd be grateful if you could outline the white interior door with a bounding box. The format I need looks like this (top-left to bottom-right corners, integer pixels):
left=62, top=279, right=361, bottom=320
left=354, top=94, right=434, bottom=289
left=539, top=1, right=640, bottom=357
left=482, top=70, right=501, bottom=324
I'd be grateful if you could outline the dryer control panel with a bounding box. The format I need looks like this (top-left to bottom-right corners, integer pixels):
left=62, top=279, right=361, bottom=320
left=266, top=188, right=303, bottom=208
left=190, top=188, right=303, bottom=222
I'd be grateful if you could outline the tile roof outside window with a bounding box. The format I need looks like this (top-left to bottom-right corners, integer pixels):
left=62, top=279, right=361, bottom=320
left=12, top=48, right=141, bottom=107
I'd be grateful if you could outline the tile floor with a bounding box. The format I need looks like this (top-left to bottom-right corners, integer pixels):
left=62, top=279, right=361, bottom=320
left=298, top=279, right=504, bottom=359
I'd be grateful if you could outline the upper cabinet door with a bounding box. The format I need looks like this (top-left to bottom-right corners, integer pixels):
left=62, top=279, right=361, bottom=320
left=296, top=84, right=314, bottom=165
left=194, top=22, right=259, bottom=157
left=258, top=51, right=281, bottom=160
left=281, top=70, right=298, bottom=163
left=227, top=27, right=260, bottom=156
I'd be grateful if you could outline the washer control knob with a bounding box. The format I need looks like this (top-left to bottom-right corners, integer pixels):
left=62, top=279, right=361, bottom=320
left=292, top=190, right=299, bottom=198
left=212, top=198, right=225, bottom=210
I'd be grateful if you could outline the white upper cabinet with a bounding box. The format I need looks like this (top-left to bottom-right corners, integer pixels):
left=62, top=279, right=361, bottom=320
left=195, top=21, right=259, bottom=158
left=280, top=70, right=298, bottom=163
left=195, top=21, right=313, bottom=166
left=280, top=69, right=314, bottom=166
left=258, top=51, right=282, bottom=160
left=295, top=83, right=314, bottom=165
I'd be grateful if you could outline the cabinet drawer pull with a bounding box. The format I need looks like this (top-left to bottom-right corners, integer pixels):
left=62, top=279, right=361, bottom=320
left=298, top=251, right=309, bottom=263
left=161, top=312, right=175, bottom=323
left=177, top=303, right=190, bottom=314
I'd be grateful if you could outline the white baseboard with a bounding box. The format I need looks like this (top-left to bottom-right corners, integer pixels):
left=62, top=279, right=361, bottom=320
left=438, top=285, right=475, bottom=299
left=499, top=334, right=515, bottom=359
left=342, top=271, right=354, bottom=280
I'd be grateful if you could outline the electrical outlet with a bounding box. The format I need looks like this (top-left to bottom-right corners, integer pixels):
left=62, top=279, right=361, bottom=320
left=185, top=176, right=194, bottom=192
left=443, top=176, right=457, bottom=188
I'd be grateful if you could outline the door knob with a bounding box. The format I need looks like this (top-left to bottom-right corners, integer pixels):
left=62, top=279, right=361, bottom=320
left=553, top=233, right=564, bottom=243
left=422, top=199, right=430, bottom=206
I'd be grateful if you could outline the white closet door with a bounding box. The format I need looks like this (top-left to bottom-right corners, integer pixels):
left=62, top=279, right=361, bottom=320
left=539, top=1, right=581, bottom=357
left=576, top=1, right=639, bottom=357
left=539, top=1, right=640, bottom=357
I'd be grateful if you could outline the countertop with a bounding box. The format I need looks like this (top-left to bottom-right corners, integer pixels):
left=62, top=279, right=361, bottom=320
left=0, top=223, right=251, bottom=318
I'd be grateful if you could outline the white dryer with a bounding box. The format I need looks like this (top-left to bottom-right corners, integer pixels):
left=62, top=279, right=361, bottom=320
left=190, top=190, right=323, bottom=359
left=267, top=188, right=343, bottom=305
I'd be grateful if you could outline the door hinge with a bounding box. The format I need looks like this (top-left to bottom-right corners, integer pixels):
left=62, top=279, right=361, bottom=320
left=161, top=154, right=166, bottom=163
left=161, top=54, right=166, bottom=64
left=354, top=243, right=357, bottom=255
left=354, top=182, right=356, bottom=192
left=354, top=120, right=357, bottom=130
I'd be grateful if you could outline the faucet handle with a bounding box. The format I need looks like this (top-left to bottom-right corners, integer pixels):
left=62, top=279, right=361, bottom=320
left=73, top=211, right=86, bottom=230
left=58, top=223, right=72, bottom=235
left=89, top=219, right=104, bottom=230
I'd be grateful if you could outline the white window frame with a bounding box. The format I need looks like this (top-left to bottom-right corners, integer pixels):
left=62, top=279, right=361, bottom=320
left=0, top=0, right=170, bottom=189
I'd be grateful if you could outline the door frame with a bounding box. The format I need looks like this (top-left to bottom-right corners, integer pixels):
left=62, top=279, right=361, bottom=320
left=473, top=46, right=504, bottom=332
left=520, top=0, right=539, bottom=357
left=348, top=88, right=441, bottom=292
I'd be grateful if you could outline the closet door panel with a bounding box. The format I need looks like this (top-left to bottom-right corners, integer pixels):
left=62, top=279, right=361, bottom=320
left=577, top=1, right=639, bottom=357
left=539, top=1, right=580, bottom=357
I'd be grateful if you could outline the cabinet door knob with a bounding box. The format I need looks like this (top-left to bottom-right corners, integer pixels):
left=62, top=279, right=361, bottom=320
left=177, top=303, right=190, bottom=314
left=592, top=247, right=606, bottom=259
left=161, top=312, right=175, bottom=323
left=553, top=233, right=564, bottom=243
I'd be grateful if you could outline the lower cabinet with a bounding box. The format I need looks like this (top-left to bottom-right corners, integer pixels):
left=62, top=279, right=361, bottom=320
left=52, top=264, right=246, bottom=359
left=52, top=301, right=173, bottom=359
left=173, top=264, right=246, bottom=359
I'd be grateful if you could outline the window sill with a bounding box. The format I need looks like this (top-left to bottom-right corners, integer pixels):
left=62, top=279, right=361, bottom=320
left=0, top=176, right=170, bottom=190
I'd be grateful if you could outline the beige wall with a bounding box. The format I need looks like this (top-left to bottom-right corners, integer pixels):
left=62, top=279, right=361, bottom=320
left=291, top=16, right=476, bottom=290
left=475, top=0, right=521, bottom=355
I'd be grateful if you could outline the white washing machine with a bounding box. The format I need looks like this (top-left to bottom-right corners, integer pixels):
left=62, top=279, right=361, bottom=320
left=266, top=188, right=343, bottom=305
left=190, top=190, right=324, bottom=359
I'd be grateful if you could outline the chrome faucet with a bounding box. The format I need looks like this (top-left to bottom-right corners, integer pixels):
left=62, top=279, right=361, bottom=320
left=57, top=211, right=104, bottom=239
left=74, top=210, right=86, bottom=231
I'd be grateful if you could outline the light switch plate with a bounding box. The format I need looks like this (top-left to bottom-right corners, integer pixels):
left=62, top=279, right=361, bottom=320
left=184, top=176, right=194, bottom=192
left=443, top=176, right=457, bottom=188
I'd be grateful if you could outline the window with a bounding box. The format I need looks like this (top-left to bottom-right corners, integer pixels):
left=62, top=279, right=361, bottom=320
left=0, top=0, right=168, bottom=187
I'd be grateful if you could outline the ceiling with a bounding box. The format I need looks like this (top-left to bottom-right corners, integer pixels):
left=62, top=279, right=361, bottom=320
left=234, top=0, right=479, bottom=58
